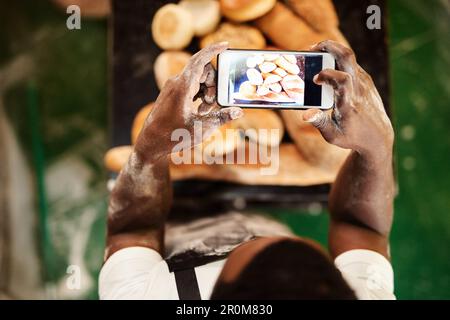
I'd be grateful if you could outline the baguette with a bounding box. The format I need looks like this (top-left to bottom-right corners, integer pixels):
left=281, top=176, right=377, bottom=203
left=220, top=0, right=276, bottom=22
left=285, top=0, right=339, bottom=33
left=254, top=2, right=324, bottom=50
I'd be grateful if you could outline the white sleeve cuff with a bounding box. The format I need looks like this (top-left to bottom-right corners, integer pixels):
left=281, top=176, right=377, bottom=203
left=335, top=249, right=395, bottom=300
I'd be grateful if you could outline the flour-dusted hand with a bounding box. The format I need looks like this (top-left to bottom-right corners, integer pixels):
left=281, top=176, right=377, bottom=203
left=135, top=42, right=243, bottom=161
left=303, top=40, right=394, bottom=161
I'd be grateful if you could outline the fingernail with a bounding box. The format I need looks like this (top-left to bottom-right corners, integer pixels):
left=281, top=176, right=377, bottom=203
left=230, top=108, right=243, bottom=120
left=219, top=41, right=229, bottom=46
left=205, top=94, right=214, bottom=104
left=313, top=74, right=320, bottom=83
left=305, top=111, right=323, bottom=123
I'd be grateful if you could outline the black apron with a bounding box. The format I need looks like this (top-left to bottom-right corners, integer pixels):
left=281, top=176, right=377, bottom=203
left=163, top=211, right=293, bottom=300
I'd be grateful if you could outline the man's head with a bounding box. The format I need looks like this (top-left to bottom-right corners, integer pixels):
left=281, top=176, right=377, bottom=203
left=211, top=237, right=356, bottom=299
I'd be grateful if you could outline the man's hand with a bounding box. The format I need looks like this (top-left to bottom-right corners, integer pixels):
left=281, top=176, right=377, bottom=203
left=304, top=41, right=395, bottom=259
left=135, top=42, right=243, bottom=162
left=106, top=43, right=243, bottom=259
left=303, top=40, right=394, bottom=162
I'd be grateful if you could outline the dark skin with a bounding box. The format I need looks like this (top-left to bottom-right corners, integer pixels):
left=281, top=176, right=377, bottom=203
left=105, top=41, right=395, bottom=283
left=106, top=42, right=243, bottom=258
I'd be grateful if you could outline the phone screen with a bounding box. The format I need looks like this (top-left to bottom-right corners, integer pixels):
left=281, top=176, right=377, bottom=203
left=218, top=50, right=334, bottom=109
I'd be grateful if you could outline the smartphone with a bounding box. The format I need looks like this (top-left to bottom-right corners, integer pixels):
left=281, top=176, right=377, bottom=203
left=217, top=49, right=335, bottom=110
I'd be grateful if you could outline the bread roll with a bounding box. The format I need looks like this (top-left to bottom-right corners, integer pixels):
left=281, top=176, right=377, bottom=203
left=220, top=0, right=276, bottom=22
left=259, top=61, right=277, bottom=73
left=179, top=0, right=221, bottom=36
left=233, top=109, right=284, bottom=147
left=195, top=107, right=284, bottom=156
left=131, top=103, right=154, bottom=145
left=274, top=56, right=300, bottom=74
left=285, top=0, right=339, bottom=33
left=269, top=82, right=282, bottom=93
left=239, top=81, right=257, bottom=97
left=104, top=145, right=133, bottom=173
left=154, top=51, right=192, bottom=90
left=151, top=4, right=194, bottom=50
left=196, top=121, right=243, bottom=157
left=263, top=74, right=282, bottom=85
left=200, top=22, right=266, bottom=50
left=254, top=2, right=324, bottom=50
left=246, top=68, right=264, bottom=85
left=201, top=23, right=266, bottom=67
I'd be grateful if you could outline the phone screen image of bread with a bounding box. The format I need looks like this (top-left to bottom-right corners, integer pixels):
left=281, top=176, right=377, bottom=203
left=107, top=0, right=355, bottom=186
left=232, top=52, right=305, bottom=105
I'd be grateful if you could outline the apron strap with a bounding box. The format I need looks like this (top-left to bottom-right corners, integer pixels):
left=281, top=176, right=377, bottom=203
left=166, top=250, right=229, bottom=300
left=173, top=268, right=201, bottom=300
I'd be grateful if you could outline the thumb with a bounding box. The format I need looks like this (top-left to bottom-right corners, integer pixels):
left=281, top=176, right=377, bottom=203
left=302, top=109, right=338, bottom=143
left=202, top=106, right=243, bottom=128
left=217, top=107, right=244, bottom=125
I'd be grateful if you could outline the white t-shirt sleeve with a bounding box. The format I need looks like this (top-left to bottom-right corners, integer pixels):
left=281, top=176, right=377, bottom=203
left=99, top=247, right=178, bottom=300
left=334, top=249, right=396, bottom=300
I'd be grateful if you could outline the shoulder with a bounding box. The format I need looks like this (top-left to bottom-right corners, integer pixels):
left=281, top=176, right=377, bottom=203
left=99, top=247, right=178, bottom=299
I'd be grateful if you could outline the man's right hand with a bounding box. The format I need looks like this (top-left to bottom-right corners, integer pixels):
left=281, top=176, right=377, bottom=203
left=303, top=40, right=394, bottom=162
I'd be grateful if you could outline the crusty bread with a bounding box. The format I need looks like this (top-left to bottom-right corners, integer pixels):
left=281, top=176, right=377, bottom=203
left=285, top=0, right=339, bottom=33
left=154, top=51, right=192, bottom=90
left=104, top=145, right=133, bottom=173
left=131, top=103, right=154, bottom=145
left=232, top=109, right=284, bottom=147
left=200, top=23, right=266, bottom=67
left=220, top=0, right=276, bottom=22
left=151, top=4, right=194, bottom=50
left=200, top=22, right=266, bottom=50
left=255, top=2, right=349, bottom=50
left=254, top=2, right=325, bottom=50
left=196, top=121, right=243, bottom=157
left=179, top=0, right=221, bottom=36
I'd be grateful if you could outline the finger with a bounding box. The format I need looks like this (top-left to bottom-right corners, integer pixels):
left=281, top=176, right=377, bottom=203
left=200, top=63, right=215, bottom=86
left=197, top=102, right=216, bottom=116
left=202, top=106, right=243, bottom=128
left=313, top=69, right=353, bottom=112
left=183, top=43, right=227, bottom=100
left=193, top=83, right=204, bottom=102
left=203, top=86, right=216, bottom=104
left=303, top=109, right=341, bottom=144
left=185, top=42, right=228, bottom=82
left=311, top=40, right=357, bottom=74
left=194, top=83, right=216, bottom=105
